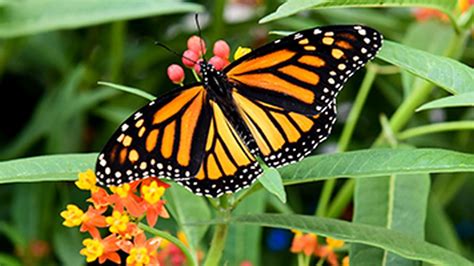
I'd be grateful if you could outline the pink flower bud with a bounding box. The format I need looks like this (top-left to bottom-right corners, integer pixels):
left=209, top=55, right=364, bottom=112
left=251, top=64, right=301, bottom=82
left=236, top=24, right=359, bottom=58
left=187, top=35, right=206, bottom=56
left=194, top=59, right=203, bottom=75
left=213, top=40, right=230, bottom=59
left=209, top=56, right=229, bottom=71
left=182, top=50, right=199, bottom=68
left=167, top=64, right=185, bottom=84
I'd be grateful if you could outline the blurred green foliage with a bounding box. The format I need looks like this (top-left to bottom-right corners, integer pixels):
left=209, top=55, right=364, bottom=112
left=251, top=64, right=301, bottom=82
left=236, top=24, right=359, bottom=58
left=0, top=0, right=473, bottom=265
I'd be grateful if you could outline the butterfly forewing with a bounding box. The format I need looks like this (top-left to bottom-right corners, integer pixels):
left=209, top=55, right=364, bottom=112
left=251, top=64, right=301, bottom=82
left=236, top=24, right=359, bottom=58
left=95, top=24, right=383, bottom=197
left=226, top=25, right=382, bottom=115
left=96, top=85, right=211, bottom=186
left=225, top=25, right=382, bottom=167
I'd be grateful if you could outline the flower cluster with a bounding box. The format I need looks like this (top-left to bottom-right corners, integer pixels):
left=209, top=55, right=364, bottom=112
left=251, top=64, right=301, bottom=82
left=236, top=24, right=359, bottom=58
left=60, top=169, right=170, bottom=264
left=413, top=0, right=473, bottom=22
left=167, top=35, right=251, bottom=84
left=290, top=230, right=348, bottom=266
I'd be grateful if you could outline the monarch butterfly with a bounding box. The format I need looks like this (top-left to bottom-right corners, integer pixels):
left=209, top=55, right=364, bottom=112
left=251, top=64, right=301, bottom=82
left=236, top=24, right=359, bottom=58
left=95, top=25, right=383, bottom=197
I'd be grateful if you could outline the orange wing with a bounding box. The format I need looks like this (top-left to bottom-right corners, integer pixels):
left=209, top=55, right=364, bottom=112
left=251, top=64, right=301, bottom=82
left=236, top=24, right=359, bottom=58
left=225, top=25, right=382, bottom=116
left=96, top=85, right=211, bottom=187
left=225, top=25, right=382, bottom=167
left=177, top=100, right=262, bottom=197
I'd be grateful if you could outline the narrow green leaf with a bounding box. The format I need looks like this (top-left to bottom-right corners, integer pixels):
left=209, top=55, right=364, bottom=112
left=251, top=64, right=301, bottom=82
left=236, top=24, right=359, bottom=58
left=0, top=153, right=96, bottom=184
left=232, top=214, right=473, bottom=266
left=260, top=0, right=456, bottom=23
left=417, top=92, right=474, bottom=111
left=98, top=81, right=155, bottom=101
left=425, top=196, right=464, bottom=254
left=258, top=167, right=286, bottom=203
left=378, top=41, right=474, bottom=95
left=279, top=148, right=474, bottom=185
left=0, top=254, right=22, bottom=266
left=165, top=185, right=211, bottom=251
left=401, top=21, right=455, bottom=97
left=2, top=148, right=474, bottom=185
left=351, top=174, right=430, bottom=266
left=224, top=191, right=266, bottom=266
left=0, top=0, right=203, bottom=38
left=53, top=225, right=86, bottom=266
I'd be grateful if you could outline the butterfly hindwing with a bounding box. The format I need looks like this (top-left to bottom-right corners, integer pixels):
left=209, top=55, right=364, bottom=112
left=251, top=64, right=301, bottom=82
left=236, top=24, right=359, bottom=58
left=96, top=85, right=211, bottom=186
left=177, top=100, right=262, bottom=197
left=95, top=24, right=383, bottom=197
left=226, top=25, right=382, bottom=167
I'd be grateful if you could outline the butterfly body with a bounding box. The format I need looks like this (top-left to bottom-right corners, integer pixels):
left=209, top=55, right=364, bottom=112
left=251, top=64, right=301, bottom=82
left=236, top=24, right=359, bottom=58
left=96, top=25, right=383, bottom=197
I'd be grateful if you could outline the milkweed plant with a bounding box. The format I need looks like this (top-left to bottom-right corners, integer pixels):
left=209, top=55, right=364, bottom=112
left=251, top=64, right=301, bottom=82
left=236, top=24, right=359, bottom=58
left=0, top=1, right=473, bottom=266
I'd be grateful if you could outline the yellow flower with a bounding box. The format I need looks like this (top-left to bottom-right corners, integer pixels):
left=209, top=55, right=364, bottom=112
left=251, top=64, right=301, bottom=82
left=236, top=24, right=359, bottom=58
left=105, top=211, right=130, bottom=234
left=458, top=0, right=470, bottom=12
left=80, top=238, right=104, bottom=262
left=234, top=46, right=252, bottom=60
left=177, top=231, right=189, bottom=247
left=141, top=181, right=165, bottom=204
left=60, top=204, right=84, bottom=227
left=126, top=247, right=150, bottom=266
left=342, top=255, right=350, bottom=266
left=110, top=183, right=131, bottom=198
left=75, top=169, right=98, bottom=192
left=326, top=237, right=345, bottom=250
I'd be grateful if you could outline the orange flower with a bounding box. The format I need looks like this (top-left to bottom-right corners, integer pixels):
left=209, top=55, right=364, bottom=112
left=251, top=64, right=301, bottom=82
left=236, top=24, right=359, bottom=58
left=459, top=0, right=474, bottom=13
left=314, top=237, right=345, bottom=266
left=413, top=8, right=448, bottom=22
left=119, top=232, right=161, bottom=266
left=80, top=234, right=121, bottom=264
left=88, top=187, right=111, bottom=209
left=80, top=206, right=107, bottom=238
left=140, top=178, right=170, bottom=227
left=290, top=230, right=318, bottom=256
left=109, top=181, right=146, bottom=217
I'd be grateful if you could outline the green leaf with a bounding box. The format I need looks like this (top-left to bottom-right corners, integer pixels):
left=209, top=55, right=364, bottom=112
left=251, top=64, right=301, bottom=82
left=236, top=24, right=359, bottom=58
left=279, top=148, right=474, bottom=185
left=224, top=191, right=266, bottom=266
left=258, top=166, right=286, bottom=203
left=377, top=41, right=474, bottom=95
left=260, top=0, right=456, bottom=23
left=98, top=81, right=155, bottom=101
left=417, top=92, right=474, bottom=111
left=425, top=196, right=464, bottom=254
left=53, top=225, right=86, bottom=266
left=0, top=254, right=22, bottom=266
left=231, top=214, right=473, bottom=266
left=2, top=148, right=474, bottom=185
left=351, top=174, right=430, bottom=266
left=0, top=153, right=96, bottom=184
left=165, top=185, right=211, bottom=251
left=401, top=21, right=455, bottom=97
left=0, top=0, right=203, bottom=38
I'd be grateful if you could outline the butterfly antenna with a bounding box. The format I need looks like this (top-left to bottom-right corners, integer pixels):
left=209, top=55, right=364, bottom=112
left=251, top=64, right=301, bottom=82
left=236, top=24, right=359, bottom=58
left=154, top=41, right=198, bottom=65
left=195, top=13, right=206, bottom=62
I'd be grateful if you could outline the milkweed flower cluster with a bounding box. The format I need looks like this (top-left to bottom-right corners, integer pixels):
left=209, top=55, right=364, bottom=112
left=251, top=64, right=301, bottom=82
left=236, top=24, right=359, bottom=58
left=413, top=0, right=473, bottom=22
left=60, top=169, right=170, bottom=264
left=167, top=35, right=251, bottom=84
left=290, top=230, right=348, bottom=266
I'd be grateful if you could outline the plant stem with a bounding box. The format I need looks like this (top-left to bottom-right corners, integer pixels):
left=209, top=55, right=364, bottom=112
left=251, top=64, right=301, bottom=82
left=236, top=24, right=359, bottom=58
left=338, top=65, right=378, bottom=151
left=139, top=223, right=198, bottom=266
left=211, top=0, right=226, bottom=41
left=326, top=179, right=355, bottom=218
left=316, top=65, right=377, bottom=217
left=397, top=121, right=474, bottom=140
left=204, top=195, right=231, bottom=266
left=108, top=21, right=125, bottom=82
